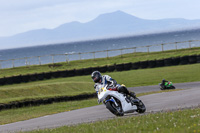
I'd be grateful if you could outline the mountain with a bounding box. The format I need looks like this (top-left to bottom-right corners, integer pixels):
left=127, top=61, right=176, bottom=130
left=1, top=10, right=200, bottom=49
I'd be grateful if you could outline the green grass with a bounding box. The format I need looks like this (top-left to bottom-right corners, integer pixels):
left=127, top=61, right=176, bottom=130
left=0, top=63, right=200, bottom=104
left=1, top=47, right=200, bottom=78
left=0, top=89, right=180, bottom=125
left=24, top=107, right=200, bottom=133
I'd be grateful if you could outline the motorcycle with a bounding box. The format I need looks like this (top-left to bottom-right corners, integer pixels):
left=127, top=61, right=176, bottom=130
left=97, top=84, right=146, bottom=116
left=159, top=81, right=175, bottom=90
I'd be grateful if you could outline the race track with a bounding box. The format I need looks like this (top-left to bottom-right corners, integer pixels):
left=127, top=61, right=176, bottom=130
left=0, top=82, right=200, bottom=133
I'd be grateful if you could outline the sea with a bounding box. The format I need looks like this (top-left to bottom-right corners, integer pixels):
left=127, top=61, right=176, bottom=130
left=0, top=29, right=200, bottom=69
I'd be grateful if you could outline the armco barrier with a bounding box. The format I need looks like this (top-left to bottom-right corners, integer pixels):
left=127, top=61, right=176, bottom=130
left=0, top=54, right=200, bottom=86
left=0, top=93, right=96, bottom=111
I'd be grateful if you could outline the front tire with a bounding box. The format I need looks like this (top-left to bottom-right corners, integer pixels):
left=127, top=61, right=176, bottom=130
left=106, top=102, right=124, bottom=116
left=171, top=86, right=176, bottom=89
left=136, top=100, right=146, bottom=113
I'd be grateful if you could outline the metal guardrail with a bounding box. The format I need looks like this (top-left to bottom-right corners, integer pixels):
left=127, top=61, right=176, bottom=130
left=0, top=40, right=199, bottom=69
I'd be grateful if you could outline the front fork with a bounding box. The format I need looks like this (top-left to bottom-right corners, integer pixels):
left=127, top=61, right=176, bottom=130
left=105, top=97, right=119, bottom=107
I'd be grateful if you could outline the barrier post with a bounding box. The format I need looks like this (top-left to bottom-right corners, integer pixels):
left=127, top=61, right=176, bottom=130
left=120, top=49, right=123, bottom=58
left=79, top=53, right=82, bottom=60
left=147, top=46, right=150, bottom=53
left=12, top=59, right=15, bottom=68
left=189, top=40, right=192, bottom=48
left=65, top=54, right=69, bottom=63
left=0, top=61, right=1, bottom=69
left=25, top=57, right=28, bottom=67
left=107, top=50, right=109, bottom=58
left=161, top=44, right=164, bottom=51
left=93, top=52, right=95, bottom=59
left=52, top=55, right=54, bottom=64
left=175, top=42, right=178, bottom=50
left=38, top=56, right=41, bottom=65
left=133, top=47, right=136, bottom=53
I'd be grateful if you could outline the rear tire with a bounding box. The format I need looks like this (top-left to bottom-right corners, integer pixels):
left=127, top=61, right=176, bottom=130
left=106, top=102, right=124, bottom=116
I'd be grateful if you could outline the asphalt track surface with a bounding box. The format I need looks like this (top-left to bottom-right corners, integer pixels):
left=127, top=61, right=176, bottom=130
left=0, top=82, right=200, bottom=133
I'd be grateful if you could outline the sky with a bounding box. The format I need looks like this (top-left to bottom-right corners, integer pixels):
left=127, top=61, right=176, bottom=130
left=0, top=0, right=200, bottom=37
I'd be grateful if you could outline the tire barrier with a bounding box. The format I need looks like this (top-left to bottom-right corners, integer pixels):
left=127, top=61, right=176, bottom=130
left=0, top=54, right=200, bottom=86
left=132, top=62, right=140, bottom=69
left=172, top=57, right=180, bottom=65
left=67, top=69, right=76, bottom=76
left=116, top=64, right=124, bottom=71
left=188, top=55, right=197, bottom=64
left=197, top=55, right=200, bottom=63
left=164, top=58, right=173, bottom=66
left=37, top=73, right=45, bottom=80
left=156, top=59, right=165, bottom=67
left=107, top=65, right=115, bottom=72
left=98, top=65, right=108, bottom=73
left=148, top=60, right=156, bottom=68
left=44, top=72, right=52, bottom=79
left=83, top=67, right=93, bottom=75
left=75, top=69, right=84, bottom=76
left=180, top=56, right=189, bottom=65
left=140, top=61, right=148, bottom=68
left=0, top=93, right=96, bottom=111
left=124, top=63, right=132, bottom=70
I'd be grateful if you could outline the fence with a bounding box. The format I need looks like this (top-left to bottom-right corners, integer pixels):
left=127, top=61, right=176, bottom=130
left=0, top=40, right=200, bottom=69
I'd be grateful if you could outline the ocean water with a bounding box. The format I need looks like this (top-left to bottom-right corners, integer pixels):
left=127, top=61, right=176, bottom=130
left=0, top=29, right=200, bottom=69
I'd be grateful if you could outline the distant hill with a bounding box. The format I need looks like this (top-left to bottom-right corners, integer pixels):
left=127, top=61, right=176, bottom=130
left=1, top=10, right=200, bottom=49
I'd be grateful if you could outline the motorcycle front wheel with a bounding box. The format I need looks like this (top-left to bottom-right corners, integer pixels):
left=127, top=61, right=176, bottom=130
left=106, top=102, right=124, bottom=116
left=136, top=100, right=146, bottom=113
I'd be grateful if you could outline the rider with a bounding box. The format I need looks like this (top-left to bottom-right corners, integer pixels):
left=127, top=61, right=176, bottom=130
left=161, top=79, right=168, bottom=88
left=91, top=71, right=136, bottom=98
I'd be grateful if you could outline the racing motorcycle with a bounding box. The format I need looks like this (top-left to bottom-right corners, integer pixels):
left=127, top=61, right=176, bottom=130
left=159, top=81, right=175, bottom=90
left=97, top=84, right=146, bottom=116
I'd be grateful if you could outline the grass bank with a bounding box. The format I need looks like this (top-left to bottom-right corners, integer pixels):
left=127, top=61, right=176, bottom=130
left=0, top=90, right=180, bottom=125
left=0, top=63, right=200, bottom=104
left=1, top=47, right=200, bottom=78
left=25, top=107, right=200, bottom=133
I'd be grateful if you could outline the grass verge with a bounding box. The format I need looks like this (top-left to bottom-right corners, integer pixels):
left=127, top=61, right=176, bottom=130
left=0, top=63, right=200, bottom=104
left=25, top=107, right=200, bottom=133
left=0, top=89, right=179, bottom=125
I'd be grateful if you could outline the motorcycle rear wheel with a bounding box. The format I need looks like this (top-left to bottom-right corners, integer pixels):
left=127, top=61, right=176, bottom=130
left=106, top=102, right=124, bottom=116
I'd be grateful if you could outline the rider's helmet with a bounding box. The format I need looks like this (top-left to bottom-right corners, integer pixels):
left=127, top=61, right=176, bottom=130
left=162, top=79, right=166, bottom=83
left=91, top=71, right=102, bottom=83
